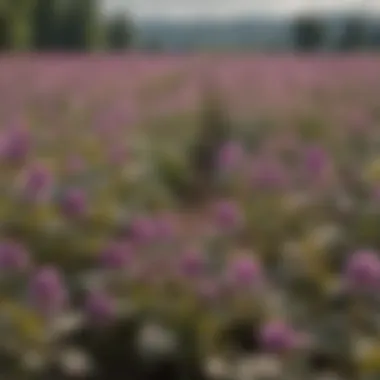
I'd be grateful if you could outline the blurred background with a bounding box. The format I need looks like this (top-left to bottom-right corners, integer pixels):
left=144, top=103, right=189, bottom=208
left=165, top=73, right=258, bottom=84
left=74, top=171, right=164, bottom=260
left=0, top=0, right=380, bottom=52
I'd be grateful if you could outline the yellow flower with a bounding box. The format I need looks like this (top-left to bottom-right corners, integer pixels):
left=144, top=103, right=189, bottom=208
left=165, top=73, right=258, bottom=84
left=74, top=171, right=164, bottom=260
left=356, top=341, right=380, bottom=372
left=31, top=204, right=57, bottom=226
left=198, top=313, right=225, bottom=354
left=76, top=236, right=105, bottom=256
left=295, top=233, right=332, bottom=282
left=1, top=301, right=45, bottom=344
left=130, top=284, right=153, bottom=310
left=364, top=157, right=380, bottom=182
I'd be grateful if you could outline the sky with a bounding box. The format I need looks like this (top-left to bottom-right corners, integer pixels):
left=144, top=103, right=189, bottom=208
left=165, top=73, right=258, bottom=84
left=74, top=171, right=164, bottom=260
left=103, top=0, right=379, bottom=19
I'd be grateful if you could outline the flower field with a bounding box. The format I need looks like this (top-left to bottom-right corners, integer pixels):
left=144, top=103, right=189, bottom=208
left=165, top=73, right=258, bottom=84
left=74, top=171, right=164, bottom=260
left=1, top=54, right=380, bottom=379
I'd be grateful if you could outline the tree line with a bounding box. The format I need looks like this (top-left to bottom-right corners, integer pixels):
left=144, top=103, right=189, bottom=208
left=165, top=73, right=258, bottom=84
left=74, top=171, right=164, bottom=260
left=293, top=15, right=380, bottom=52
left=0, top=2, right=377, bottom=53
left=0, top=0, right=133, bottom=52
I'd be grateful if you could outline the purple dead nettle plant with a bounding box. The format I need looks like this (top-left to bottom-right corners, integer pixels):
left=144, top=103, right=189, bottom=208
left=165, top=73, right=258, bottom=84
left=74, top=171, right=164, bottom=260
left=225, top=253, right=264, bottom=291
left=99, top=240, right=134, bottom=270
left=153, top=211, right=179, bottom=242
left=18, top=162, right=53, bottom=202
left=179, top=246, right=206, bottom=279
left=303, top=145, right=332, bottom=182
left=129, top=214, right=157, bottom=244
left=250, top=156, right=289, bottom=192
left=212, top=199, right=244, bottom=234
left=194, top=278, right=221, bottom=306
left=28, top=265, right=68, bottom=318
left=59, top=187, right=88, bottom=219
left=84, top=289, right=116, bottom=326
left=0, top=126, right=32, bottom=165
left=260, top=320, right=301, bottom=354
left=0, top=240, right=30, bottom=273
left=344, top=249, right=380, bottom=292
left=217, top=140, right=245, bottom=173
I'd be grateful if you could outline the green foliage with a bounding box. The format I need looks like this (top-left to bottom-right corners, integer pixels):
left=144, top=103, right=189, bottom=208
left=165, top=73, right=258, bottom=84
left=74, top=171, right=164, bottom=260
left=188, top=85, right=231, bottom=201
left=155, top=149, right=194, bottom=205
left=31, top=0, right=58, bottom=50
left=0, top=0, right=132, bottom=52
left=0, top=0, right=34, bottom=50
left=0, top=13, right=8, bottom=50
left=52, top=0, right=99, bottom=51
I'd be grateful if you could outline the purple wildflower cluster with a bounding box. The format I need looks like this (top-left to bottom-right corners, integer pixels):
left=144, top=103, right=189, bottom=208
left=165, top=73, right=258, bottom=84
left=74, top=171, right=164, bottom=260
left=0, top=55, right=380, bottom=379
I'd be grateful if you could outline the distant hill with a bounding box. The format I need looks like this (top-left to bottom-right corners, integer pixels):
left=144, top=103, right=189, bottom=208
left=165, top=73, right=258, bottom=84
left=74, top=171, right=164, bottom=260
left=135, top=14, right=380, bottom=51
left=136, top=17, right=291, bottom=51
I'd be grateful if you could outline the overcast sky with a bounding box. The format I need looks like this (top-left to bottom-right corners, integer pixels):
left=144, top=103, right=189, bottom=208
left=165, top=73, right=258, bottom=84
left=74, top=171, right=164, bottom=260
left=103, top=0, right=378, bottom=19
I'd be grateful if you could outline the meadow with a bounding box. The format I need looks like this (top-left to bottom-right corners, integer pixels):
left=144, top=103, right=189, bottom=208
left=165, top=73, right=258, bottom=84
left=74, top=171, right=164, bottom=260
left=1, top=54, right=380, bottom=379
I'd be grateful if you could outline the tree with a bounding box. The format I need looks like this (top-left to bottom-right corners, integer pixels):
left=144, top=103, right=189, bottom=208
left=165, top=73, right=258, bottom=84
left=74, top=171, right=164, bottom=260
left=0, top=6, right=8, bottom=50
left=7, top=0, right=35, bottom=50
left=56, top=0, right=104, bottom=51
left=293, top=16, right=325, bottom=52
left=370, top=25, right=380, bottom=49
left=80, top=0, right=105, bottom=51
left=105, top=13, right=133, bottom=51
left=338, top=17, right=367, bottom=51
left=32, top=0, right=60, bottom=50
left=0, top=0, right=133, bottom=52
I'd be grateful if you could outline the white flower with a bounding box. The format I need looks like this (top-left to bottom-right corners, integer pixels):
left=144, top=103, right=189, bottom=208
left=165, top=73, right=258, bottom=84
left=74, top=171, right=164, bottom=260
left=234, top=354, right=282, bottom=380
left=47, top=312, right=84, bottom=342
left=315, top=373, right=342, bottom=380
left=311, top=224, right=343, bottom=250
left=59, top=348, right=93, bottom=376
left=204, top=356, right=231, bottom=379
left=137, top=323, right=178, bottom=356
left=22, top=350, right=46, bottom=372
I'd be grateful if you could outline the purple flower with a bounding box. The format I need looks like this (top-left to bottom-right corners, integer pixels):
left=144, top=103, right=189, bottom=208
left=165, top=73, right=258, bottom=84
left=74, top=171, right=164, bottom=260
left=372, top=185, right=380, bottom=201
left=99, top=241, right=133, bottom=269
left=108, top=145, right=129, bottom=165
left=130, top=215, right=156, bottom=243
left=0, top=128, right=31, bottom=164
left=213, top=200, right=243, bottom=231
left=344, top=250, right=380, bottom=290
left=348, top=109, right=372, bottom=133
left=60, top=188, right=87, bottom=218
left=217, top=141, right=244, bottom=171
left=0, top=241, right=30, bottom=271
left=64, top=155, right=85, bottom=175
left=22, top=163, right=52, bottom=201
left=179, top=248, right=205, bottom=277
left=304, top=145, right=329, bottom=176
left=154, top=213, right=177, bottom=241
left=261, top=321, right=296, bottom=353
left=227, top=256, right=262, bottom=286
left=84, top=290, right=115, bottom=326
left=197, top=279, right=219, bottom=301
left=250, top=159, right=287, bottom=190
left=28, top=266, right=67, bottom=316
